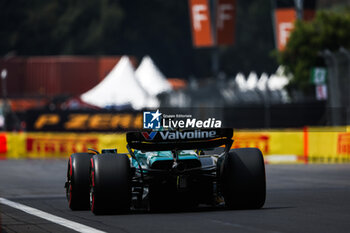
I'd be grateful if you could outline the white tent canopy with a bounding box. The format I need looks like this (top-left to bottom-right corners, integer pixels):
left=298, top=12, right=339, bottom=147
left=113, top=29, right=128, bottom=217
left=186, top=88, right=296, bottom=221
left=246, top=72, right=258, bottom=90
left=234, top=73, right=248, bottom=91
left=135, top=56, right=172, bottom=96
left=81, top=56, right=157, bottom=110
left=257, top=73, right=269, bottom=91
left=268, top=66, right=290, bottom=91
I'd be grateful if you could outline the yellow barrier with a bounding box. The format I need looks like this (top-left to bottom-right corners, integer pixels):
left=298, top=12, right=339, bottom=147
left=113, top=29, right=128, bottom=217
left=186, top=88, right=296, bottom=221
left=234, top=127, right=350, bottom=164
left=234, top=130, right=304, bottom=155
left=98, top=134, right=128, bottom=153
left=6, top=132, right=26, bottom=159
left=234, top=129, right=305, bottom=164
left=1, top=127, right=349, bottom=163
left=4, top=132, right=128, bottom=159
left=308, top=126, right=350, bottom=163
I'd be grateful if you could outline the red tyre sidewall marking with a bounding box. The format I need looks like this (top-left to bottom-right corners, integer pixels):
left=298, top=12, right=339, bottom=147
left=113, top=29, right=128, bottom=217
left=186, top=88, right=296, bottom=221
left=92, top=195, right=95, bottom=212
left=91, top=158, right=95, bottom=212
left=69, top=157, right=73, bottom=207
left=69, top=157, right=73, bottom=176
left=69, top=186, right=72, bottom=206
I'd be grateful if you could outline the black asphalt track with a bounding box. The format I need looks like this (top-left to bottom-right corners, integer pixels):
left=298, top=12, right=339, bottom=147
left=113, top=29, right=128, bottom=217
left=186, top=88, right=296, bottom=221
left=0, top=160, right=350, bottom=233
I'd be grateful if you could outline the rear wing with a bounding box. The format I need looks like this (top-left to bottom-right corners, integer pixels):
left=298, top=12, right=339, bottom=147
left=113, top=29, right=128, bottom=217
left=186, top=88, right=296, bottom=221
left=126, top=128, right=233, bottom=151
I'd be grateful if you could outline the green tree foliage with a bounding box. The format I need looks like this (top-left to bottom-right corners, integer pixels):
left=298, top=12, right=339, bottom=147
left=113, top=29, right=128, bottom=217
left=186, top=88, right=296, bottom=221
left=277, top=9, right=350, bottom=92
left=0, top=0, right=124, bottom=55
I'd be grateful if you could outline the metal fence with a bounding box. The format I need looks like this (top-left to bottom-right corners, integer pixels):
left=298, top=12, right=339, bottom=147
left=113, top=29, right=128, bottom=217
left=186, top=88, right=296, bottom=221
left=321, top=48, right=350, bottom=126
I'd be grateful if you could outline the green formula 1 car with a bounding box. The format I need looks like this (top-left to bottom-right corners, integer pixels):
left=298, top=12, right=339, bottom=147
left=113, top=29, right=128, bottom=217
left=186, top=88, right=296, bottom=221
left=65, top=128, right=266, bottom=215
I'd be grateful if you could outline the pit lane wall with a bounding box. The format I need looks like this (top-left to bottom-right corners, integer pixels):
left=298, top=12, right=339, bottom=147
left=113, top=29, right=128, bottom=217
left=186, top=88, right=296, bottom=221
left=0, top=127, right=350, bottom=163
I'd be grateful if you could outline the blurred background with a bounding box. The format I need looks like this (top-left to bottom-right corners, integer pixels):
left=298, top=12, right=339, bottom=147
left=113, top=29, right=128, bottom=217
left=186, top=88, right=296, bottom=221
left=2, top=2, right=350, bottom=232
left=0, top=0, right=349, bottom=134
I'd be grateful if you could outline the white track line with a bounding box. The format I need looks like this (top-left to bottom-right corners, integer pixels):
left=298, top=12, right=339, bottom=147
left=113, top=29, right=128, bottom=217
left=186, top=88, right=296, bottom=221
left=0, top=197, right=106, bottom=233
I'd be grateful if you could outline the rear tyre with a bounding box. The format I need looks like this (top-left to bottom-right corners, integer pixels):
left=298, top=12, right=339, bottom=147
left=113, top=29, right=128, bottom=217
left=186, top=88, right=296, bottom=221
left=90, top=154, right=131, bottom=215
left=220, top=148, right=266, bottom=209
left=66, top=153, right=93, bottom=210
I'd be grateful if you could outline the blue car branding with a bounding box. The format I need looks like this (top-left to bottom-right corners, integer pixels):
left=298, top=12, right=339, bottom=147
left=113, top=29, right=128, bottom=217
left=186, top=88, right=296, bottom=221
left=141, top=130, right=216, bottom=141
left=142, top=131, right=158, bottom=140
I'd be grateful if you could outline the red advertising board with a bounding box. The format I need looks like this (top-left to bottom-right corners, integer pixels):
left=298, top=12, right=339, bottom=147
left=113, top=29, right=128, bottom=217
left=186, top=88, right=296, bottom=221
left=275, top=8, right=296, bottom=51
left=216, top=0, right=236, bottom=45
left=189, top=0, right=214, bottom=47
left=274, top=0, right=316, bottom=51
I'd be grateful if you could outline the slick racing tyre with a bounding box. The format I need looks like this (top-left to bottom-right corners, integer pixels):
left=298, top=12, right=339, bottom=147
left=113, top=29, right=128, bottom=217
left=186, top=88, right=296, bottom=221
left=220, top=148, right=266, bottom=209
left=90, top=154, right=131, bottom=215
left=66, top=153, right=93, bottom=210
